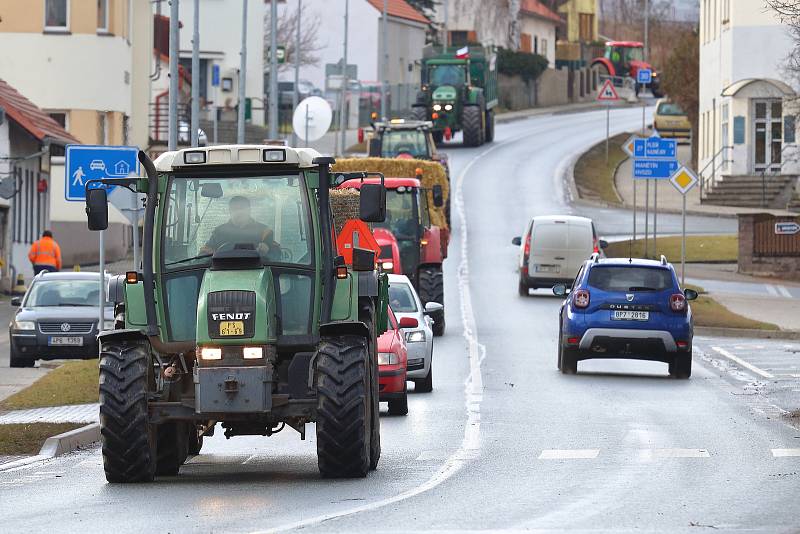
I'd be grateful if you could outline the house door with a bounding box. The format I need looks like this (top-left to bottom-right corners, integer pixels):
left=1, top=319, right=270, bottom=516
left=753, top=99, right=783, bottom=173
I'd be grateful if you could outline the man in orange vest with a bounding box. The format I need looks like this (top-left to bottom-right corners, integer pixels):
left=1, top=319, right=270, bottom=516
left=28, top=230, right=62, bottom=275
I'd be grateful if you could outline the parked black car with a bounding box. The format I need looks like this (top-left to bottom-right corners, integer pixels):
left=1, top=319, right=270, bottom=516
left=9, top=272, right=114, bottom=368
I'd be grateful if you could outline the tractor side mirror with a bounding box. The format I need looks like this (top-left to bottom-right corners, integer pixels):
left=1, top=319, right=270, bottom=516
left=552, top=284, right=567, bottom=297
left=683, top=288, right=699, bottom=301
left=598, top=239, right=609, bottom=249
left=367, top=138, right=381, bottom=157
left=511, top=236, right=522, bottom=246
left=398, top=316, right=418, bottom=329
left=201, top=182, right=223, bottom=198
left=432, top=184, right=444, bottom=207
left=86, top=188, right=109, bottom=231
left=359, top=183, right=386, bottom=222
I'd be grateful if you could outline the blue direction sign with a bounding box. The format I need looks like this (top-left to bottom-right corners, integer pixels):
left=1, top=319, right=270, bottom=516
left=211, top=64, right=220, bottom=87
left=65, top=145, right=139, bottom=201
left=633, top=159, right=680, bottom=179
left=775, top=222, right=800, bottom=235
left=633, top=137, right=676, bottom=159
left=637, top=68, right=652, bottom=85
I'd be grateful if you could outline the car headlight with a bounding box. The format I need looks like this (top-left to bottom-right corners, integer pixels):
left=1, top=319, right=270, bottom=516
left=433, top=104, right=442, bottom=111
left=381, top=260, right=394, bottom=272
left=405, top=330, right=426, bottom=343
left=103, top=320, right=115, bottom=331
left=13, top=320, right=35, bottom=331
left=378, top=352, right=399, bottom=365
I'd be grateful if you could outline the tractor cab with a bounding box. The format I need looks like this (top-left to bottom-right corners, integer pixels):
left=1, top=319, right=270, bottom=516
left=592, top=41, right=663, bottom=97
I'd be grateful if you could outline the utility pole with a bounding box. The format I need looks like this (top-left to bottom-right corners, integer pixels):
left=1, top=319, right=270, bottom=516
left=644, top=0, right=650, bottom=62
left=292, top=0, right=302, bottom=147
left=269, top=0, right=279, bottom=140
left=191, top=0, right=200, bottom=147
left=338, top=0, right=349, bottom=155
left=168, top=0, right=180, bottom=151
left=238, top=0, right=248, bottom=144
left=380, top=0, right=388, bottom=120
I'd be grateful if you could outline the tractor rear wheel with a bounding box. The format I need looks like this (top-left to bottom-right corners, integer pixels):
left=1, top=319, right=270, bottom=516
left=411, top=105, right=427, bottom=122
left=462, top=105, right=483, bottom=147
left=359, top=300, right=381, bottom=471
left=418, top=266, right=445, bottom=336
left=485, top=109, right=495, bottom=143
left=99, top=342, right=156, bottom=483
left=316, top=335, right=372, bottom=478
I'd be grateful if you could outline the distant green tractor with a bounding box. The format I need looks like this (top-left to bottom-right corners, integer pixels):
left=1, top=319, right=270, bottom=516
left=412, top=44, right=498, bottom=147
left=85, top=145, right=389, bottom=482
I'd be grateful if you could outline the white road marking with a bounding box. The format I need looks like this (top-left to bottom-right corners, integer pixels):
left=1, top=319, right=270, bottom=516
left=538, top=449, right=599, bottom=460
left=771, top=449, right=800, bottom=457
left=638, top=448, right=710, bottom=459
left=251, top=133, right=515, bottom=534
left=711, top=346, right=774, bottom=379
left=777, top=285, right=792, bottom=298
left=765, top=284, right=779, bottom=297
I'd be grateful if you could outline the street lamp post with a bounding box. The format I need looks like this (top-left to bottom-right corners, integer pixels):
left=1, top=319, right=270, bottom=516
left=168, top=0, right=179, bottom=151
left=338, top=0, right=349, bottom=155
left=191, top=0, right=200, bottom=147
left=269, top=0, right=279, bottom=140
left=292, top=0, right=302, bottom=147
left=238, top=0, right=248, bottom=144
left=380, top=0, right=387, bottom=120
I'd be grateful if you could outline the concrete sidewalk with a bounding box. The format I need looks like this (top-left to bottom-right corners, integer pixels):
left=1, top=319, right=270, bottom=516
left=614, top=141, right=794, bottom=218
left=0, top=403, right=98, bottom=424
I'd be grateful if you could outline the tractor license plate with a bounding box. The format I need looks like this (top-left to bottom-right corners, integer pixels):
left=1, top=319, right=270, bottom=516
left=219, top=321, right=245, bottom=336
left=535, top=264, right=560, bottom=273
left=612, top=311, right=649, bottom=321
left=49, top=336, right=84, bottom=346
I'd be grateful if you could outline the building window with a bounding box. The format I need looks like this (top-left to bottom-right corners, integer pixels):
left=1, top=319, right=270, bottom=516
left=44, top=0, right=69, bottom=31
left=98, top=112, right=107, bottom=145
left=48, top=111, right=68, bottom=129
left=541, top=39, right=548, bottom=58
left=579, top=13, right=594, bottom=42
left=97, top=0, right=108, bottom=32
left=534, top=36, right=538, bottom=55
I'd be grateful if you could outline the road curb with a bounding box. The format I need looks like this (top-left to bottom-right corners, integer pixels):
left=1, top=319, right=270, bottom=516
left=695, top=326, right=800, bottom=340
left=39, top=422, right=100, bottom=457
left=496, top=102, right=631, bottom=124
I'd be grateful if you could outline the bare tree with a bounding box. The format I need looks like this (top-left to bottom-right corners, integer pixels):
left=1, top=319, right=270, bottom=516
left=766, top=1, right=800, bottom=87
left=264, top=3, right=324, bottom=74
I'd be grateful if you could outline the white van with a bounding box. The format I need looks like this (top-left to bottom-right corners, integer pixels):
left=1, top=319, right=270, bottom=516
left=512, top=215, right=606, bottom=295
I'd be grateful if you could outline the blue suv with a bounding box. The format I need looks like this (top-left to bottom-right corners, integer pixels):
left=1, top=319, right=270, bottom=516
left=553, top=255, right=698, bottom=378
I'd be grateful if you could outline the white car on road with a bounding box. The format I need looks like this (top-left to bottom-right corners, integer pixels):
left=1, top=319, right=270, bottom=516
left=388, top=274, right=438, bottom=392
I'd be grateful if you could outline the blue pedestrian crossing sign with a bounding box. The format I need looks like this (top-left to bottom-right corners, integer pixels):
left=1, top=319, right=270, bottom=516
left=65, top=145, right=139, bottom=201
left=637, top=68, right=652, bottom=85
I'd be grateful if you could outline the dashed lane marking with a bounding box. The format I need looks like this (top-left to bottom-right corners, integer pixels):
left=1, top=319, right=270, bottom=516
left=772, top=449, right=800, bottom=457
left=711, top=346, right=774, bottom=379
left=777, top=285, right=792, bottom=298
left=766, top=284, right=779, bottom=297
left=538, top=449, right=600, bottom=460
left=638, top=448, right=710, bottom=459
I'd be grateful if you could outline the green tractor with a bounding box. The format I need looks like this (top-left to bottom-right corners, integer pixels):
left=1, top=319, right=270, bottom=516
left=412, top=44, right=498, bottom=147
left=85, top=145, right=389, bottom=482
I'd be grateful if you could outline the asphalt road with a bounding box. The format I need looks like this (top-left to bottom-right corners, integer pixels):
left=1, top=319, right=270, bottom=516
left=0, top=108, right=796, bottom=533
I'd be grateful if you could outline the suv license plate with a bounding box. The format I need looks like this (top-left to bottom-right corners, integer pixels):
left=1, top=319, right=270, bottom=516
left=612, top=311, right=649, bottom=321
left=535, top=264, right=560, bottom=273
left=49, top=336, right=84, bottom=346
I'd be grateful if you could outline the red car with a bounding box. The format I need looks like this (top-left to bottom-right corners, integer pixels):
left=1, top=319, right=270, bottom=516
left=378, top=307, right=417, bottom=415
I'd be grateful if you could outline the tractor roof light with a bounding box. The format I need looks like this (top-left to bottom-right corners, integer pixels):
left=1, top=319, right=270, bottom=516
left=263, top=149, right=286, bottom=162
left=184, top=151, right=207, bottom=164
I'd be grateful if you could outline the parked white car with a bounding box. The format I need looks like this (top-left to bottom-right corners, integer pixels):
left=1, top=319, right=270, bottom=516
left=387, top=274, right=437, bottom=392
left=512, top=215, right=607, bottom=295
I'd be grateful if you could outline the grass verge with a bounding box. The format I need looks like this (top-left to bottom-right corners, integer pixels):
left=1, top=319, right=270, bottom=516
left=684, top=284, right=779, bottom=330
left=605, top=235, right=738, bottom=263
left=573, top=132, right=629, bottom=205
left=0, top=423, right=83, bottom=455
left=0, top=360, right=98, bottom=411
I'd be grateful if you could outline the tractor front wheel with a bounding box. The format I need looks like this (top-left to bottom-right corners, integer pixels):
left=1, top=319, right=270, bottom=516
left=316, top=336, right=372, bottom=478
left=462, top=105, right=483, bottom=147
left=99, top=342, right=157, bottom=483
left=418, top=266, right=445, bottom=336
left=411, top=105, right=427, bottom=122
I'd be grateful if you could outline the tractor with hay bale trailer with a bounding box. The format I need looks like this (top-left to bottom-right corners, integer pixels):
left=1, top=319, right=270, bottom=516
left=334, top=158, right=449, bottom=336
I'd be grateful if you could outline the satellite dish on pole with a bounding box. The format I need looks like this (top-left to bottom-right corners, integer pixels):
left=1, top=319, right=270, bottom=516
left=292, top=96, right=332, bottom=142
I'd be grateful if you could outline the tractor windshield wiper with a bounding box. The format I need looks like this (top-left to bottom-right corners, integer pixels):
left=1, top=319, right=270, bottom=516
left=164, top=253, right=212, bottom=267
left=628, top=286, right=658, bottom=292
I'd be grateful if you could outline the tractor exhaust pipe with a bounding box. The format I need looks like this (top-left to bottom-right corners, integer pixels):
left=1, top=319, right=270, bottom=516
left=313, top=156, right=336, bottom=324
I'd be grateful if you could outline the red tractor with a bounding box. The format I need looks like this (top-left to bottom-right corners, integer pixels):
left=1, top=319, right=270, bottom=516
left=339, top=176, right=448, bottom=336
left=591, top=41, right=663, bottom=97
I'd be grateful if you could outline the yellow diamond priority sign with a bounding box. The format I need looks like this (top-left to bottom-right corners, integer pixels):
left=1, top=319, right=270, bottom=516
left=669, top=166, right=698, bottom=195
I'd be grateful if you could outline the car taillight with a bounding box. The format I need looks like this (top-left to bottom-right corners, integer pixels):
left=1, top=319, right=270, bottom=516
left=524, top=234, right=531, bottom=256
left=573, top=289, right=590, bottom=308
left=593, top=238, right=599, bottom=254
left=670, top=293, right=687, bottom=312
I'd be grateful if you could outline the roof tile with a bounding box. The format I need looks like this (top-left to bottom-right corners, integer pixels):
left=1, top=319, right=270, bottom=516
left=366, top=0, right=429, bottom=25
left=0, top=78, right=79, bottom=145
left=520, top=0, right=563, bottom=24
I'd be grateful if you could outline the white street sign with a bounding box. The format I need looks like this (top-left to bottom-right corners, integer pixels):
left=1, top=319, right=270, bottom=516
left=597, top=79, right=620, bottom=102
left=669, top=166, right=698, bottom=195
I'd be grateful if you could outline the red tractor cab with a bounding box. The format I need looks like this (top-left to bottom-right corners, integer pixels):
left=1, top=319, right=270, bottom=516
left=339, top=176, right=448, bottom=336
left=591, top=41, right=663, bottom=97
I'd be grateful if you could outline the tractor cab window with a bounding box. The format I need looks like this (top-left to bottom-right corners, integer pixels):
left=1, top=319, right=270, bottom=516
left=162, top=174, right=313, bottom=270
left=381, top=130, right=428, bottom=158
left=374, top=187, right=418, bottom=240
left=419, top=188, right=431, bottom=228
left=428, top=64, right=467, bottom=86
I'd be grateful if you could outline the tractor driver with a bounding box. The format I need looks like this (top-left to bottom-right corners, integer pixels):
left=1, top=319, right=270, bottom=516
left=200, top=196, right=280, bottom=259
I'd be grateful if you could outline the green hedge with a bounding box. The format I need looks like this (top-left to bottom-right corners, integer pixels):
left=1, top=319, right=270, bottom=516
left=496, top=47, right=549, bottom=82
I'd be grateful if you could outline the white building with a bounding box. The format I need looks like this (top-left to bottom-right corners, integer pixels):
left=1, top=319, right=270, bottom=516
left=281, top=0, right=428, bottom=93
left=699, top=1, right=799, bottom=206
left=519, top=0, right=562, bottom=65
